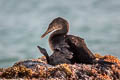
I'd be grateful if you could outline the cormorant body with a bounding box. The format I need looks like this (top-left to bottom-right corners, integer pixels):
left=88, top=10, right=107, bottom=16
left=40, top=17, right=96, bottom=65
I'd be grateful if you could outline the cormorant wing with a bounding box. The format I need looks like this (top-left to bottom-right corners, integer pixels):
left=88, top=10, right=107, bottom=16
left=65, top=35, right=95, bottom=64
left=53, top=40, right=74, bottom=60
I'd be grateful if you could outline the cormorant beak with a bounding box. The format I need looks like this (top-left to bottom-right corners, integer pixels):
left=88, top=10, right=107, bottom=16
left=41, top=30, right=49, bottom=38
left=41, top=26, right=54, bottom=38
left=41, top=24, right=62, bottom=38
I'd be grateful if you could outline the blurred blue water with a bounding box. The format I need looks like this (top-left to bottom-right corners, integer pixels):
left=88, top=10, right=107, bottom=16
left=0, top=0, right=120, bottom=68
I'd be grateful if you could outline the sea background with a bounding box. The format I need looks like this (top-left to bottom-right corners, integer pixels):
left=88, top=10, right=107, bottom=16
left=0, top=0, right=120, bottom=68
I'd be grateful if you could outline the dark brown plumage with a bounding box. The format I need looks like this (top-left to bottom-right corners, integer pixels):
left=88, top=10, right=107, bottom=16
left=40, top=17, right=96, bottom=65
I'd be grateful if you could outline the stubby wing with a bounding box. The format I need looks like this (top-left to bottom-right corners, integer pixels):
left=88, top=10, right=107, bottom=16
left=65, top=35, right=95, bottom=64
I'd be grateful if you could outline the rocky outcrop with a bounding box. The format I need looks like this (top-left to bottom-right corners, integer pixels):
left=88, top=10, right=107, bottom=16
left=0, top=54, right=120, bottom=80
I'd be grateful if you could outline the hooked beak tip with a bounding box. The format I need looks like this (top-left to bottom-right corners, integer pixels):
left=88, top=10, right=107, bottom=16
left=41, top=34, right=45, bottom=38
left=41, top=32, right=48, bottom=38
left=41, top=26, right=52, bottom=38
left=40, top=36, right=43, bottom=39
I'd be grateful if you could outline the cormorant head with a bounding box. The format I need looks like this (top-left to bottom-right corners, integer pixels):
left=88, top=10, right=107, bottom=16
left=41, top=17, right=69, bottom=38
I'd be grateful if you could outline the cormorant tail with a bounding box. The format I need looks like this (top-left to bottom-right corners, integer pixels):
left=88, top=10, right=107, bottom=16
left=37, top=46, right=50, bottom=64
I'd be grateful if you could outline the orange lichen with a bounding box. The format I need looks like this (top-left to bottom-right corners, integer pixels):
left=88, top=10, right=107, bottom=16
left=103, top=55, right=120, bottom=64
left=0, top=53, right=120, bottom=79
left=102, top=73, right=111, bottom=80
left=1, top=65, right=32, bottom=79
left=37, top=66, right=48, bottom=78
left=39, top=56, right=47, bottom=63
left=57, top=64, right=72, bottom=76
left=47, top=63, right=72, bottom=77
left=0, top=68, right=4, bottom=72
left=91, top=68, right=97, bottom=74
left=94, top=53, right=103, bottom=59
left=96, top=74, right=111, bottom=80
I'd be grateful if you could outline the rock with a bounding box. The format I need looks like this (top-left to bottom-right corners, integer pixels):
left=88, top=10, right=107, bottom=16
left=0, top=54, right=120, bottom=80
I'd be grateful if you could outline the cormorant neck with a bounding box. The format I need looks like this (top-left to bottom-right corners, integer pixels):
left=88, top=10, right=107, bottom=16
left=50, top=26, right=68, bottom=39
left=48, top=26, right=68, bottom=51
left=48, top=22, right=69, bottom=51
